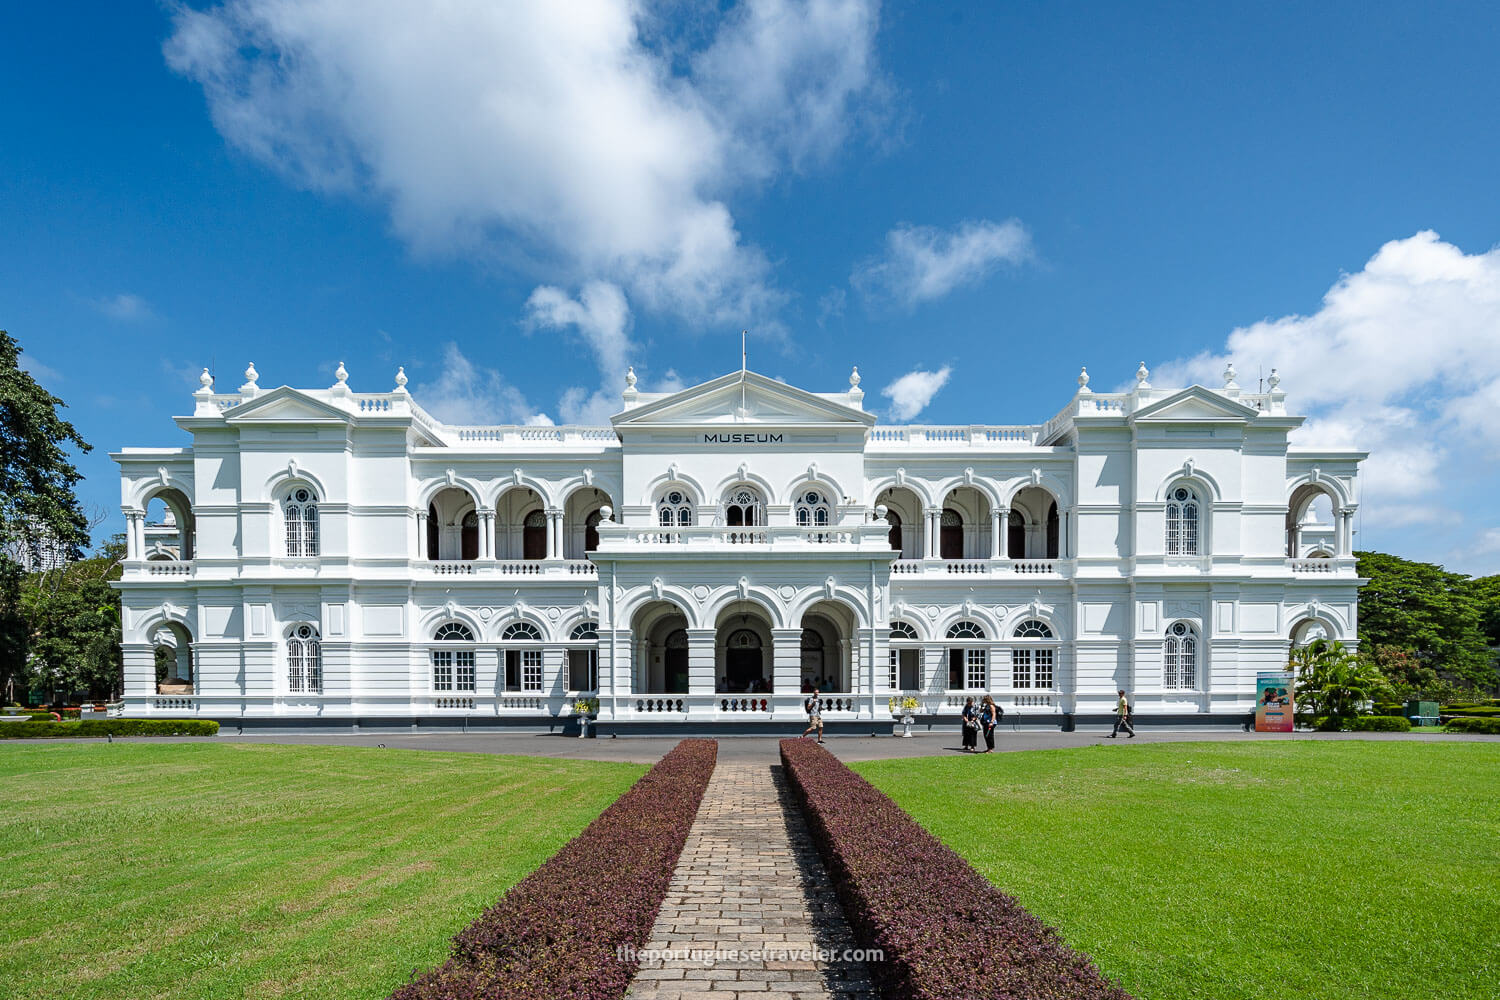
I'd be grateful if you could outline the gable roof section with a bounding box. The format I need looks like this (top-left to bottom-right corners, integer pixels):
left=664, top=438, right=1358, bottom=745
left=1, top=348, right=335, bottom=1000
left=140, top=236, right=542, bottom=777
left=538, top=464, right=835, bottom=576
left=1129, top=385, right=1263, bottom=424
left=612, top=370, right=875, bottom=428
left=222, top=386, right=354, bottom=425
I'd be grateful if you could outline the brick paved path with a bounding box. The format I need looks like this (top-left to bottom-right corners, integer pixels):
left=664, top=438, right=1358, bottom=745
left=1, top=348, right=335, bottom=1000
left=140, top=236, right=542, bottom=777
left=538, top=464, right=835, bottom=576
left=626, top=761, right=876, bottom=1000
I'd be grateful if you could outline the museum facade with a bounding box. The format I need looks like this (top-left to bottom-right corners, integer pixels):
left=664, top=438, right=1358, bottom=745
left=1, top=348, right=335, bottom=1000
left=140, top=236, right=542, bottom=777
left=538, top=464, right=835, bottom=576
left=112, top=359, right=1364, bottom=726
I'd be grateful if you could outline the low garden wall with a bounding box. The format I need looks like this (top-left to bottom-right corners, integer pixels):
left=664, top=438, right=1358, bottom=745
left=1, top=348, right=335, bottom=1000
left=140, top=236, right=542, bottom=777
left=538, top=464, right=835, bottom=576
left=390, top=737, right=717, bottom=1000
left=780, top=738, right=1131, bottom=1000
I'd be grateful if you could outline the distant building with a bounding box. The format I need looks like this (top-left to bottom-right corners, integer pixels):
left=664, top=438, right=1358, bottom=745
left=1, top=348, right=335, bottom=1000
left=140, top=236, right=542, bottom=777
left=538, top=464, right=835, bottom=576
left=111, top=359, right=1365, bottom=725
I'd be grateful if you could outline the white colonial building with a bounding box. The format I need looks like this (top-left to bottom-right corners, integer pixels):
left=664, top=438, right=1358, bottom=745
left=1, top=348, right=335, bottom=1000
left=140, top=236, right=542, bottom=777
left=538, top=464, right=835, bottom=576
left=112, top=358, right=1364, bottom=728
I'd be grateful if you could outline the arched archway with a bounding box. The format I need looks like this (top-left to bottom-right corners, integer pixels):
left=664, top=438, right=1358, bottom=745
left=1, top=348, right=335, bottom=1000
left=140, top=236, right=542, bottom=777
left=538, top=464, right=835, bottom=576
left=800, top=600, right=858, bottom=692
left=715, top=601, right=773, bottom=693
left=631, top=601, right=690, bottom=694
left=939, top=486, right=993, bottom=560
left=1287, top=485, right=1339, bottom=558
left=1009, top=486, right=1060, bottom=559
left=495, top=486, right=546, bottom=560
left=427, top=486, right=479, bottom=561
left=143, top=488, right=195, bottom=561
left=151, top=621, right=194, bottom=694
left=563, top=486, right=613, bottom=559
left=875, top=486, right=923, bottom=558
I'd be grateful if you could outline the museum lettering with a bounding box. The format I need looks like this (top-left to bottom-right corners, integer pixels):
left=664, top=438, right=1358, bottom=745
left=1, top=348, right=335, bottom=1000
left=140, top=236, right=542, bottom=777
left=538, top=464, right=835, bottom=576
left=704, top=433, right=784, bottom=444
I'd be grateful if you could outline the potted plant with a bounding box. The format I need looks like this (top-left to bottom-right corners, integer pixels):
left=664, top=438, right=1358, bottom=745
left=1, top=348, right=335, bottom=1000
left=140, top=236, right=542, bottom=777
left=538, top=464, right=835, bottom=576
left=887, top=695, right=921, bottom=738
left=574, top=696, right=600, bottom=738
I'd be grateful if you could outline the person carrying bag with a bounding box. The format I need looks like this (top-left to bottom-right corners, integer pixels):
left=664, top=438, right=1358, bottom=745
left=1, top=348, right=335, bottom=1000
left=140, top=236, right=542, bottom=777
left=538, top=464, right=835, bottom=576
left=960, top=696, right=978, bottom=752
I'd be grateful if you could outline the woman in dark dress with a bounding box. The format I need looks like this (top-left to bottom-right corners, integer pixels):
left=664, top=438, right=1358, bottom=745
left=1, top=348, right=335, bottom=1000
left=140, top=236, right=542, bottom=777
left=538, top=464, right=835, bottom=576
left=980, top=695, right=1000, bottom=752
left=960, top=696, right=978, bottom=752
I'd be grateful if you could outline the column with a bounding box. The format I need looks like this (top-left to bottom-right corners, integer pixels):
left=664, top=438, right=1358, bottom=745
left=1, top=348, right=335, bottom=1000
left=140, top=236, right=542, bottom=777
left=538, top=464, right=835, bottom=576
left=126, top=511, right=142, bottom=560
left=414, top=510, right=428, bottom=560
left=478, top=511, right=494, bottom=559
left=771, top=628, right=803, bottom=705
left=925, top=508, right=940, bottom=559
left=686, top=629, right=717, bottom=697
left=546, top=509, right=562, bottom=560
left=991, top=508, right=1005, bottom=559
left=1338, top=509, right=1353, bottom=556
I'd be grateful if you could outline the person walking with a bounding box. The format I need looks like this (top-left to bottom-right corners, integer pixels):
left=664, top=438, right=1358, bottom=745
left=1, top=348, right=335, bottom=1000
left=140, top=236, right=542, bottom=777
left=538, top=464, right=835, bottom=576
left=1109, top=689, right=1136, bottom=738
left=979, top=695, right=1000, bottom=752
left=960, top=696, right=978, bottom=752
left=802, top=688, right=825, bottom=744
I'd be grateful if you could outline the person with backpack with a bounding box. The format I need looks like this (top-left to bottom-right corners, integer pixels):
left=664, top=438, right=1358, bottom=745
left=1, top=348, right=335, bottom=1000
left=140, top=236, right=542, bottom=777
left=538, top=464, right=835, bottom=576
left=1109, top=689, right=1136, bottom=738
left=802, top=688, right=825, bottom=744
left=980, top=694, right=1001, bottom=752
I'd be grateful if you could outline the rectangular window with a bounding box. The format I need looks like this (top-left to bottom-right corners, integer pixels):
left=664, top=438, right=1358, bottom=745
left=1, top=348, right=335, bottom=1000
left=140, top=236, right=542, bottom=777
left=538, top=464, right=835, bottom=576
left=888, top=650, right=899, bottom=689
left=948, top=648, right=964, bottom=689
left=431, top=650, right=453, bottom=691
left=569, top=649, right=598, bottom=691
left=522, top=650, right=543, bottom=691
left=966, top=649, right=987, bottom=690
left=289, top=646, right=305, bottom=693
left=303, top=514, right=319, bottom=556
left=504, top=650, right=520, bottom=691
left=1011, top=648, right=1032, bottom=689
left=899, top=650, right=920, bottom=691
left=455, top=650, right=475, bottom=692
left=1035, top=648, right=1054, bottom=688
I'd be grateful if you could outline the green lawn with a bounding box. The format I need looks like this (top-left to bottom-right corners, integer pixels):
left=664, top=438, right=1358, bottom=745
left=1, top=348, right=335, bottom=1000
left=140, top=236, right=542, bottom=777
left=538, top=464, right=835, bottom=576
left=854, top=742, right=1500, bottom=1000
left=0, top=742, right=645, bottom=999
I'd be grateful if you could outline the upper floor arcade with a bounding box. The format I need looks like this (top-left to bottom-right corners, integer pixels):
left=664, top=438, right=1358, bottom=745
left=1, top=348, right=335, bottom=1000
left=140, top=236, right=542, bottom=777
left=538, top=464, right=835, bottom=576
left=112, top=359, right=1364, bottom=585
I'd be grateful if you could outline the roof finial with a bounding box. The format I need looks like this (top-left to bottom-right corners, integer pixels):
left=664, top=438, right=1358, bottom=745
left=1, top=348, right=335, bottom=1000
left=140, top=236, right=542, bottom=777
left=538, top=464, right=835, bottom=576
left=1267, top=368, right=1281, bottom=391
left=624, top=365, right=637, bottom=389
left=393, top=366, right=408, bottom=393
left=1077, top=366, right=1090, bottom=393
left=849, top=365, right=861, bottom=388
left=196, top=368, right=214, bottom=393
left=240, top=362, right=259, bottom=395
left=335, top=361, right=348, bottom=384
left=1222, top=361, right=1238, bottom=390
left=1135, top=361, right=1150, bottom=388
left=741, top=330, right=747, bottom=373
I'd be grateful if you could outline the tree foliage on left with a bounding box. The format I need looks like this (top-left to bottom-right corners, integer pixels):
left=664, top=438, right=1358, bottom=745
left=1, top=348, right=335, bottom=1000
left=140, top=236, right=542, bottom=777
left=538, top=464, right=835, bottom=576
left=0, top=330, right=92, bottom=699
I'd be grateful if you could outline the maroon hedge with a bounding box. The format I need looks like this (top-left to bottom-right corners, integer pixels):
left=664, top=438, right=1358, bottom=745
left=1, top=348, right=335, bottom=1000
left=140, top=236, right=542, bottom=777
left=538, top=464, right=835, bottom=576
left=390, top=738, right=717, bottom=1000
left=780, top=738, right=1131, bottom=1000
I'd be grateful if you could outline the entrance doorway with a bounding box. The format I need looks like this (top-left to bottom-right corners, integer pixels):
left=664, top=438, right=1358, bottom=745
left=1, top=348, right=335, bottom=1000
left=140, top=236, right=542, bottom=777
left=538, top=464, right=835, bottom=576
left=664, top=629, right=690, bottom=693
left=725, top=629, right=764, bottom=691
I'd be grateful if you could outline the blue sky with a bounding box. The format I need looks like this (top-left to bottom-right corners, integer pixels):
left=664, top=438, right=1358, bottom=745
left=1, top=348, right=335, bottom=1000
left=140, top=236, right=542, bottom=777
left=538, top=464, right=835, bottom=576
left=2, top=1, right=1498, bottom=572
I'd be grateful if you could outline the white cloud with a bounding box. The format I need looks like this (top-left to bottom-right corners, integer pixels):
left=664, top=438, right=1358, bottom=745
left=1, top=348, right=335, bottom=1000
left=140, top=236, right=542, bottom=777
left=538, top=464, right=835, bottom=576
left=854, top=219, right=1032, bottom=307
left=414, top=342, right=552, bottom=426
left=881, top=365, right=951, bottom=421
left=524, top=280, right=633, bottom=425
left=94, top=293, right=153, bottom=321
left=164, top=0, right=884, bottom=326
left=1153, top=231, right=1500, bottom=563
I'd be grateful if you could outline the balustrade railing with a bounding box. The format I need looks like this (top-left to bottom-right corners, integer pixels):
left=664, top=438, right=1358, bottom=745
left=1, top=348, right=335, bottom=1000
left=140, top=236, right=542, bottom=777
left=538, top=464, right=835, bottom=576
left=600, top=524, right=885, bottom=550
left=1290, top=558, right=1338, bottom=574
left=868, top=425, right=1038, bottom=447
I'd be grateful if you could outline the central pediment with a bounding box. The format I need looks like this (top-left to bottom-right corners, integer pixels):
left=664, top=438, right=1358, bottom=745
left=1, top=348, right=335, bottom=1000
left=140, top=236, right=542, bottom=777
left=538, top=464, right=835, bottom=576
left=223, top=387, right=353, bottom=424
left=612, top=370, right=875, bottom=429
left=1129, top=386, right=1262, bottom=424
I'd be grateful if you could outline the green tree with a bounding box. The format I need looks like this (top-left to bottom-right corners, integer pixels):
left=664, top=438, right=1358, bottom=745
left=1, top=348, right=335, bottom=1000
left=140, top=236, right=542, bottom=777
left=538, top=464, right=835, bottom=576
left=1355, top=551, right=1494, bottom=689
left=21, top=537, right=126, bottom=700
left=0, top=331, right=92, bottom=700
left=1291, top=639, right=1390, bottom=726
left=1468, top=574, right=1500, bottom=648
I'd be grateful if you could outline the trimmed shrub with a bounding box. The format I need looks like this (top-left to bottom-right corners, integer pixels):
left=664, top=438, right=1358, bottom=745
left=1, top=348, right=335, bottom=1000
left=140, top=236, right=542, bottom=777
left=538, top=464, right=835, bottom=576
left=1443, top=717, right=1500, bottom=735
left=390, top=738, right=717, bottom=1000
left=1348, top=716, right=1412, bottom=732
left=1440, top=706, right=1500, bottom=718
left=0, top=719, right=219, bottom=739
left=779, top=738, right=1131, bottom=1000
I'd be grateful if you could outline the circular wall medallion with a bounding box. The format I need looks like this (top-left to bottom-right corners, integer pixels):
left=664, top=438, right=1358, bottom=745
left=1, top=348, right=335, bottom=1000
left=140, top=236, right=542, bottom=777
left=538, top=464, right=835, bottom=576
left=478, top=607, right=493, bottom=621
left=925, top=605, right=940, bottom=619
left=778, top=585, right=796, bottom=600
left=692, top=585, right=710, bottom=600
left=546, top=606, right=561, bottom=620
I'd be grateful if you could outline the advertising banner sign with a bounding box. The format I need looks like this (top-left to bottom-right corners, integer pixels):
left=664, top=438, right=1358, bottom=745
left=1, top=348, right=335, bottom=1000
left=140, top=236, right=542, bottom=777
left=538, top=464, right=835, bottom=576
left=1255, top=672, right=1295, bottom=732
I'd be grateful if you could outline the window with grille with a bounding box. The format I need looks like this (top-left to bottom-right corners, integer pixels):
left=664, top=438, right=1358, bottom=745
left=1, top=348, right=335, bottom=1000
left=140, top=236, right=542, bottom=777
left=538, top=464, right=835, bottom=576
left=888, top=649, right=899, bottom=689
left=889, top=621, right=918, bottom=641
left=657, top=489, right=693, bottom=527
left=1014, top=619, right=1053, bottom=639
left=283, top=487, right=319, bottom=556
left=431, top=650, right=454, bottom=691
left=521, top=650, right=542, bottom=691
left=287, top=624, right=321, bottom=693
left=434, top=622, right=474, bottom=642
left=795, top=489, right=831, bottom=527
left=1164, top=622, right=1198, bottom=689
left=502, top=621, right=542, bottom=641
left=1166, top=486, right=1201, bottom=555
left=965, top=649, right=987, bottom=689
left=1011, top=648, right=1054, bottom=688
left=723, top=486, right=764, bottom=527
left=946, top=621, right=986, bottom=640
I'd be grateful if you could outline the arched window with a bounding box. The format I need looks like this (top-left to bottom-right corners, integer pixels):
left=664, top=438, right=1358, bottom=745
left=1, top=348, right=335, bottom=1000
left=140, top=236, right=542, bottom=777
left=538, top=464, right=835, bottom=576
left=283, top=487, right=319, bottom=557
left=794, top=489, right=831, bottom=527
left=1164, top=622, right=1198, bottom=690
left=940, top=509, right=964, bottom=559
left=431, top=621, right=475, bottom=693
left=889, top=621, right=918, bottom=641
left=287, top=624, right=322, bottom=693
left=426, top=503, right=440, bottom=560
left=569, top=621, right=599, bottom=691
left=946, top=621, right=986, bottom=640
left=1011, top=619, right=1054, bottom=689
left=1166, top=486, right=1201, bottom=556
left=502, top=620, right=543, bottom=691
left=523, top=510, right=547, bottom=560
left=461, top=511, right=479, bottom=561
left=724, top=486, right=764, bottom=527
left=657, top=489, right=693, bottom=528
left=1014, top=619, right=1053, bottom=639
